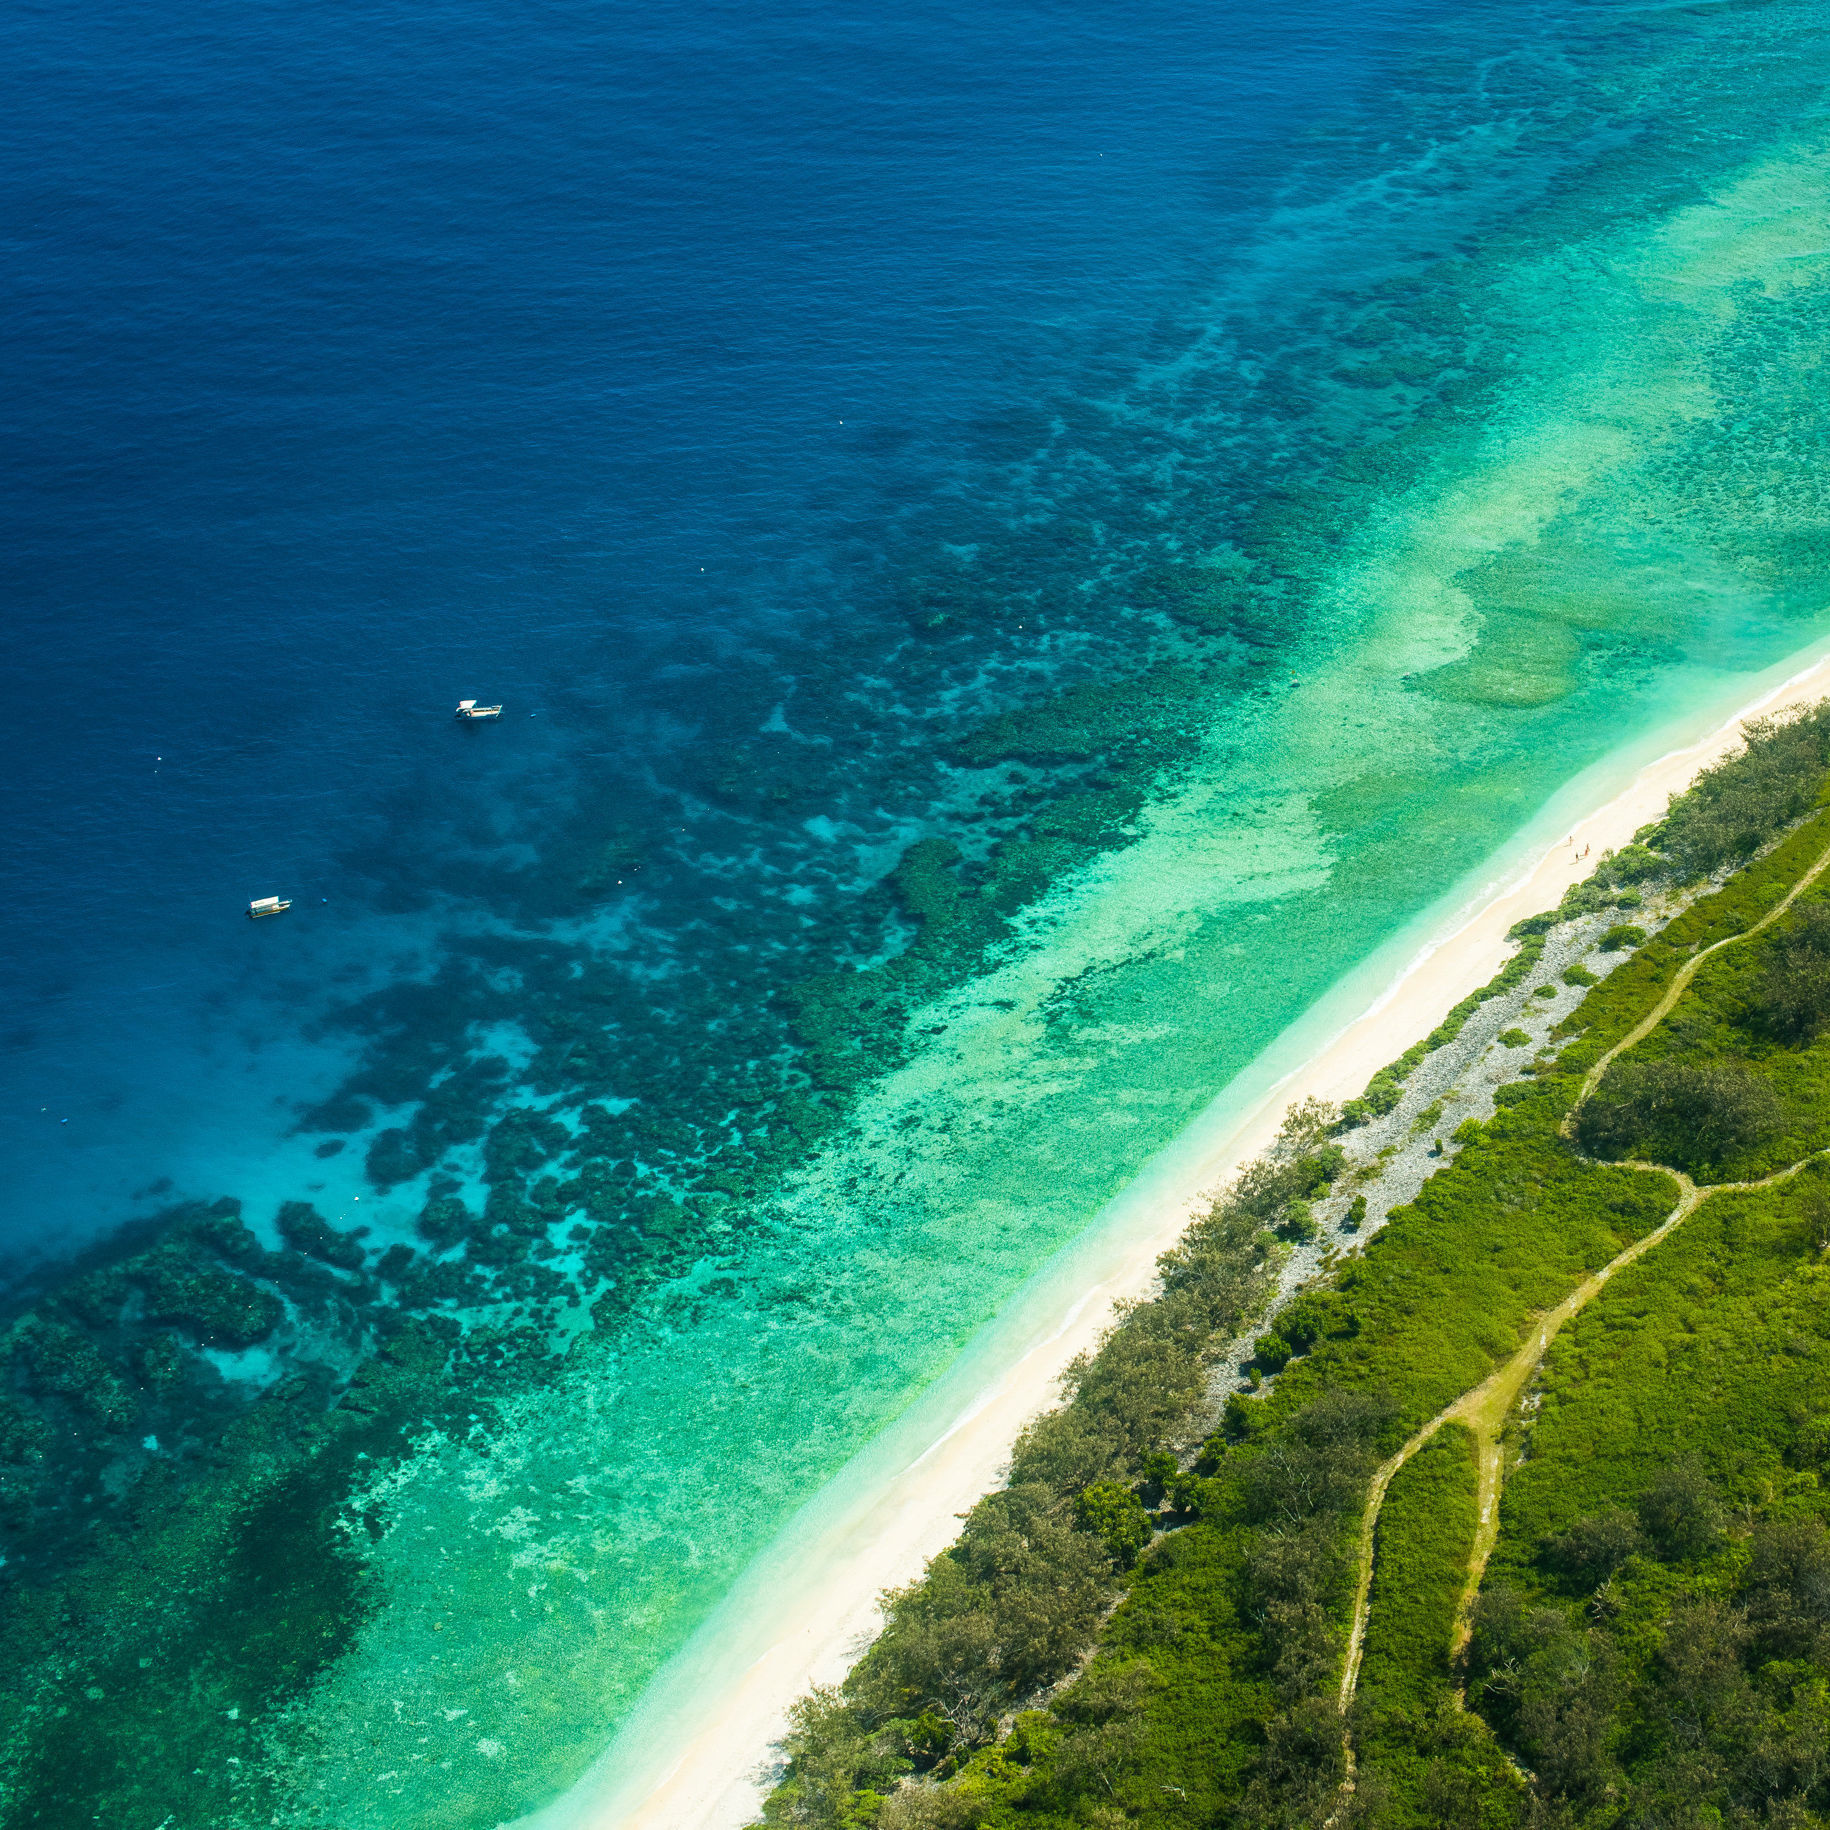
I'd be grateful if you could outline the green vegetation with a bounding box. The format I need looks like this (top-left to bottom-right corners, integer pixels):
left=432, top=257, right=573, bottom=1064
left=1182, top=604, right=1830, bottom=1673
left=754, top=1192, right=1282, bottom=1824
left=1358, top=1426, right=1479, bottom=1711
left=1468, top=1174, right=1830, bottom=1825
left=758, top=996, right=1668, bottom=1825
left=1760, top=901, right=1830, bottom=1039
left=1576, top=1057, right=1784, bottom=1176
left=1652, top=705, right=1830, bottom=878
left=755, top=706, right=1830, bottom=1830
left=1560, top=814, right=1830, bottom=1183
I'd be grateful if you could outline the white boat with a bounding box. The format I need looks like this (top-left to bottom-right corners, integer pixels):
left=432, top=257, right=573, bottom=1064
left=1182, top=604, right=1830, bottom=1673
left=248, top=896, right=292, bottom=919
left=455, top=699, right=503, bottom=720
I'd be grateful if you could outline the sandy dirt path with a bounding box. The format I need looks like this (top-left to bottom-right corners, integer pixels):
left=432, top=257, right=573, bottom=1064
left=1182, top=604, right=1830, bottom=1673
left=1340, top=817, right=1830, bottom=1709
left=1337, top=1165, right=1692, bottom=1707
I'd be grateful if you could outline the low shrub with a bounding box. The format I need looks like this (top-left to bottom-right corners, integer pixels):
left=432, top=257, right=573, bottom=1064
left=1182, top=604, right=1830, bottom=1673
left=1223, top=1391, right=1266, bottom=1441
left=1254, top=1332, right=1294, bottom=1374
left=1541, top=1507, right=1643, bottom=1590
left=1634, top=1457, right=1725, bottom=1562
left=1074, top=1481, right=1154, bottom=1568
left=1274, top=1200, right=1319, bottom=1244
left=1357, top=1424, right=1479, bottom=1708
left=1574, top=1057, right=1782, bottom=1174
left=1757, top=900, right=1830, bottom=1040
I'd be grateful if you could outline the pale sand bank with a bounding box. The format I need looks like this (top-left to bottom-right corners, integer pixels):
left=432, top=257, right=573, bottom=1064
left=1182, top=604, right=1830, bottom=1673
left=513, top=638, right=1830, bottom=1830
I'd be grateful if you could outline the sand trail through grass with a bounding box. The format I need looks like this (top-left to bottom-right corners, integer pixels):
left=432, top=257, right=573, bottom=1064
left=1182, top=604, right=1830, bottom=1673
left=1337, top=1151, right=1828, bottom=1709
left=1341, top=814, right=1830, bottom=1713
left=1338, top=1164, right=1693, bottom=1708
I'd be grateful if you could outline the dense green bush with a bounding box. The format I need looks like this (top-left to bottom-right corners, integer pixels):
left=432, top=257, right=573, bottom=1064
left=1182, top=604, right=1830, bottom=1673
left=1758, top=899, right=1830, bottom=1039
left=1252, top=1332, right=1293, bottom=1374
left=1467, top=1500, right=1830, bottom=1826
left=846, top=1483, right=1114, bottom=1756
left=1742, top=1516, right=1830, bottom=1662
left=1243, top=1521, right=1351, bottom=1703
left=1574, top=1057, right=1782, bottom=1173
left=1073, top=1480, right=1154, bottom=1568
left=1541, top=1506, right=1642, bottom=1589
left=1232, top=1696, right=1358, bottom=1830
left=1463, top=1582, right=1620, bottom=1813
left=1273, top=1200, right=1318, bottom=1243
left=1242, top=1389, right=1394, bottom=1528
left=1229, top=1148, right=1345, bottom=1225
left=1633, top=1456, right=1725, bottom=1562
left=1035, top=1659, right=1159, bottom=1813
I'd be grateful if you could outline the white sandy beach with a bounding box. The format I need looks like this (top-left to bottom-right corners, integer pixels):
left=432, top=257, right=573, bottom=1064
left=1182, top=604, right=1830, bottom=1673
left=513, top=640, right=1830, bottom=1830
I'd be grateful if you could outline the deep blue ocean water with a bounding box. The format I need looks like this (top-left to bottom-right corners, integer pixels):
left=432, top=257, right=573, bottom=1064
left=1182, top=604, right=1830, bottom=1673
left=7, top=0, right=1830, bottom=1820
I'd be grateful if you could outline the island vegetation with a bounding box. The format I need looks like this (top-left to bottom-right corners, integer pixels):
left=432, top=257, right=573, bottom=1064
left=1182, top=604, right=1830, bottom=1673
left=755, top=702, right=1830, bottom=1830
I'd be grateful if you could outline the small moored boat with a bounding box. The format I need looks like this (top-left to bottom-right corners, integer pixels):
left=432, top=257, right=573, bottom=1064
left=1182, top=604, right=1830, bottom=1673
left=455, top=699, right=503, bottom=721
left=248, top=896, right=292, bottom=919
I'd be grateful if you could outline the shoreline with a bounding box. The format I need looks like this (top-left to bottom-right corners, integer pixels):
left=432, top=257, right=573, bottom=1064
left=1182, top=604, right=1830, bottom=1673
left=520, top=638, right=1830, bottom=1830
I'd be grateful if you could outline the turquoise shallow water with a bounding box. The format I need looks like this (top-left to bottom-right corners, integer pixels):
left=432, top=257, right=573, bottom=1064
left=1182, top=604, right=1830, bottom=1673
left=5, top=0, right=1830, bottom=1822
